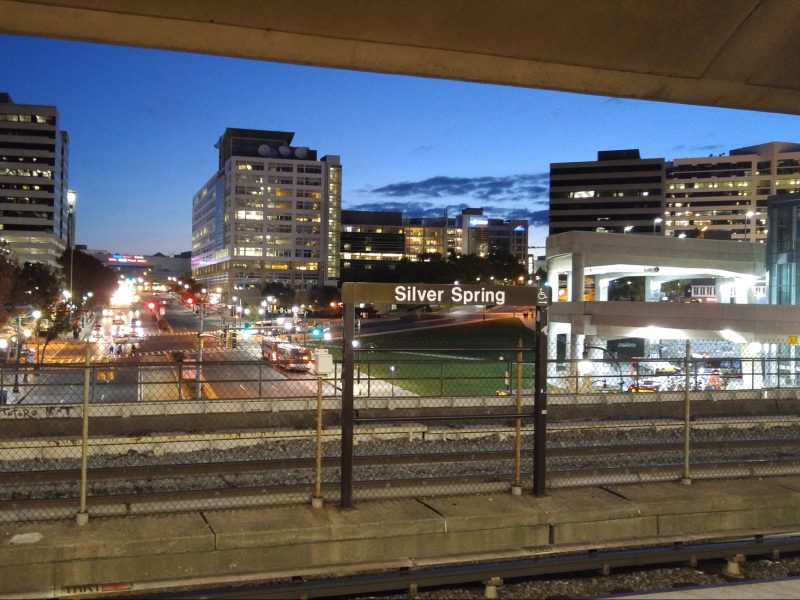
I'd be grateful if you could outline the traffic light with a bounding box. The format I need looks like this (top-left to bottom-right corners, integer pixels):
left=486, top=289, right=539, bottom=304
left=147, top=301, right=156, bottom=311
left=310, top=325, right=323, bottom=339
left=186, top=297, right=193, bottom=306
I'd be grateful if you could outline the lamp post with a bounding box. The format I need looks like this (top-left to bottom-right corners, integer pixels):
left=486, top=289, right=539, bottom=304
left=195, top=288, right=207, bottom=400
left=583, top=345, right=625, bottom=392
left=653, top=217, right=663, bottom=235
left=32, top=310, right=41, bottom=371
left=13, top=315, right=22, bottom=393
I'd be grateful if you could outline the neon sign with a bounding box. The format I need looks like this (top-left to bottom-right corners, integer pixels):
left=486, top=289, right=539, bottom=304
left=108, top=253, right=147, bottom=265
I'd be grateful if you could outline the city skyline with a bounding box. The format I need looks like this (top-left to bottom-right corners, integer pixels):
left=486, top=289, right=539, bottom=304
left=4, top=34, right=800, bottom=256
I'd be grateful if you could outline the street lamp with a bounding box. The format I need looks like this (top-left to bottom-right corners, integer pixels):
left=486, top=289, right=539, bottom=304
left=746, top=210, right=756, bottom=241
left=623, top=225, right=634, bottom=234
left=653, top=217, right=663, bottom=235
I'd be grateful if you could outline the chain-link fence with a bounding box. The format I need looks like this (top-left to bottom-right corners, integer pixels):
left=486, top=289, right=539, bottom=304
left=2, top=320, right=800, bottom=523
left=545, top=335, right=800, bottom=488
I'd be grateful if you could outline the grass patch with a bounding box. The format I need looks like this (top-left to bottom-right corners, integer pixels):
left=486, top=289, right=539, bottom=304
left=323, top=318, right=537, bottom=397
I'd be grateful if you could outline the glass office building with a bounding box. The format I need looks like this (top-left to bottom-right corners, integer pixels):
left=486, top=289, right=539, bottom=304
left=767, top=194, right=800, bottom=304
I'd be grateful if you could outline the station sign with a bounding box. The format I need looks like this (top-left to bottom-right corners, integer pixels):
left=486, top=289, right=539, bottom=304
left=342, top=282, right=551, bottom=307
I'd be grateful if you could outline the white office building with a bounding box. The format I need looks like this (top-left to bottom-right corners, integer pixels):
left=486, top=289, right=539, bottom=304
left=192, top=129, right=341, bottom=297
left=0, top=92, right=70, bottom=266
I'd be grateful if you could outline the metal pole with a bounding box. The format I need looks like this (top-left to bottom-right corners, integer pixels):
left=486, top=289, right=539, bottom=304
left=13, top=316, right=21, bottom=393
left=196, top=304, right=204, bottom=400
left=513, top=338, right=524, bottom=494
left=340, top=301, right=355, bottom=508
left=177, top=360, right=183, bottom=401
left=533, top=307, right=548, bottom=496
left=682, top=339, right=692, bottom=485
left=77, top=340, right=91, bottom=525
left=313, top=374, right=324, bottom=507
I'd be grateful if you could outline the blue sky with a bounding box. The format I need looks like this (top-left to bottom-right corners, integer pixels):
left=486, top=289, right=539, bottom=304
left=4, top=34, right=800, bottom=255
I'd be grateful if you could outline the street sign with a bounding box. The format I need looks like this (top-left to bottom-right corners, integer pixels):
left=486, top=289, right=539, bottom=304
left=342, top=282, right=551, bottom=307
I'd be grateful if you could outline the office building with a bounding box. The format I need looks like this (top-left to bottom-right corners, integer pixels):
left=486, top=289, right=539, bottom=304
left=667, top=142, right=800, bottom=242
left=341, top=210, right=404, bottom=277
left=0, top=92, right=70, bottom=266
left=340, top=208, right=529, bottom=275
left=549, top=150, right=666, bottom=236
left=767, top=194, right=800, bottom=304
left=550, top=142, right=800, bottom=244
left=80, top=247, right=191, bottom=284
left=457, top=208, right=528, bottom=258
left=192, top=129, right=341, bottom=296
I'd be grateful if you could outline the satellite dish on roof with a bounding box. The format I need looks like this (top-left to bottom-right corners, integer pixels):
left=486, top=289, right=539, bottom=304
left=278, top=146, right=291, bottom=157
left=295, top=147, right=308, bottom=159
left=258, top=144, right=272, bottom=157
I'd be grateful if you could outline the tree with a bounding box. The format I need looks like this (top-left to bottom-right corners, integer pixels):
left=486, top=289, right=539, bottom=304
left=58, top=248, right=118, bottom=310
left=261, top=282, right=295, bottom=310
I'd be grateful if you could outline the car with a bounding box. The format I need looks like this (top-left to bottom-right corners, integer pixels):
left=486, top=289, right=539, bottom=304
left=628, top=379, right=660, bottom=393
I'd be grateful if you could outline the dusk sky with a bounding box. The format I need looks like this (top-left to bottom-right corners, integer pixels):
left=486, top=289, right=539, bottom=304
left=4, top=34, right=800, bottom=256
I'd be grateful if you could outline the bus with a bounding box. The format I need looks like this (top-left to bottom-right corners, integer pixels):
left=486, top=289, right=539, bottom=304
left=261, top=338, right=313, bottom=372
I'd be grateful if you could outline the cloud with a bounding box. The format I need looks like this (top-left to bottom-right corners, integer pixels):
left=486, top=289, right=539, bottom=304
left=363, top=173, right=550, bottom=205
left=344, top=202, right=550, bottom=227
left=670, top=143, right=724, bottom=152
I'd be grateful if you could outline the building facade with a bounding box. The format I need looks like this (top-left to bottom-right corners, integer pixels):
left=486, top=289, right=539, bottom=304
left=767, top=194, right=800, bottom=305
left=341, top=210, right=405, bottom=277
left=192, top=129, right=341, bottom=297
left=0, top=92, right=70, bottom=266
left=340, top=208, right=529, bottom=276
left=666, top=142, right=800, bottom=242
left=458, top=209, right=528, bottom=258
left=81, top=247, right=191, bottom=284
left=550, top=142, right=800, bottom=244
left=549, top=149, right=666, bottom=236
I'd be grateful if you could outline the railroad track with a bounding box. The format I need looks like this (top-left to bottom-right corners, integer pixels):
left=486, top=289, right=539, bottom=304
left=2, top=416, right=799, bottom=521
left=2, top=437, right=800, bottom=486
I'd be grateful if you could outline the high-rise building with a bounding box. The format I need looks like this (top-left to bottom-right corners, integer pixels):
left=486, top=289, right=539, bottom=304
left=666, top=142, right=800, bottom=242
left=341, top=210, right=405, bottom=277
left=549, top=150, right=666, bottom=236
left=340, top=208, right=529, bottom=276
left=550, top=142, right=800, bottom=244
left=457, top=209, right=528, bottom=258
left=0, top=92, right=70, bottom=266
left=192, top=129, right=341, bottom=296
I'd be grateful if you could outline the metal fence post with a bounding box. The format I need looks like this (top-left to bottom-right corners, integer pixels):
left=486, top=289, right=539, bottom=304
left=682, top=339, right=692, bottom=485
left=177, top=360, right=183, bottom=401
left=512, top=338, right=524, bottom=495
left=258, top=363, right=262, bottom=398
left=312, top=374, right=324, bottom=508
left=340, top=299, right=355, bottom=508
left=77, top=340, right=91, bottom=525
left=440, top=361, right=444, bottom=397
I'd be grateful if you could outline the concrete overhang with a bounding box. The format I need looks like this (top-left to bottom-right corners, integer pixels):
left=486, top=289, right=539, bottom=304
left=3, top=1, right=800, bottom=114
left=547, top=230, right=766, bottom=280
left=549, top=301, right=800, bottom=343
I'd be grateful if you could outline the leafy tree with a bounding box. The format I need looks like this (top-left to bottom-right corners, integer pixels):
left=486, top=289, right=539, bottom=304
left=608, top=277, right=645, bottom=301
left=58, top=248, right=118, bottom=309
left=261, top=282, right=295, bottom=310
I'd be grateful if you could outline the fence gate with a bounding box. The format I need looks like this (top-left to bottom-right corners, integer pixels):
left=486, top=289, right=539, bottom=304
left=339, top=282, right=551, bottom=507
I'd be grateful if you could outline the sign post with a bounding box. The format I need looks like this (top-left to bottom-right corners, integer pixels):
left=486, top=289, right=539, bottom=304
left=533, top=289, right=550, bottom=496
left=339, top=282, right=550, bottom=506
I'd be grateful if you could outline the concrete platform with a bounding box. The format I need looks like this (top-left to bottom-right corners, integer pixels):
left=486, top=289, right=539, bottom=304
left=3, top=477, right=800, bottom=597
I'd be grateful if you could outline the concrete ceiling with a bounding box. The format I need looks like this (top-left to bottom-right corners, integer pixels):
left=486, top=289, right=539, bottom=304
left=2, top=0, right=800, bottom=114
